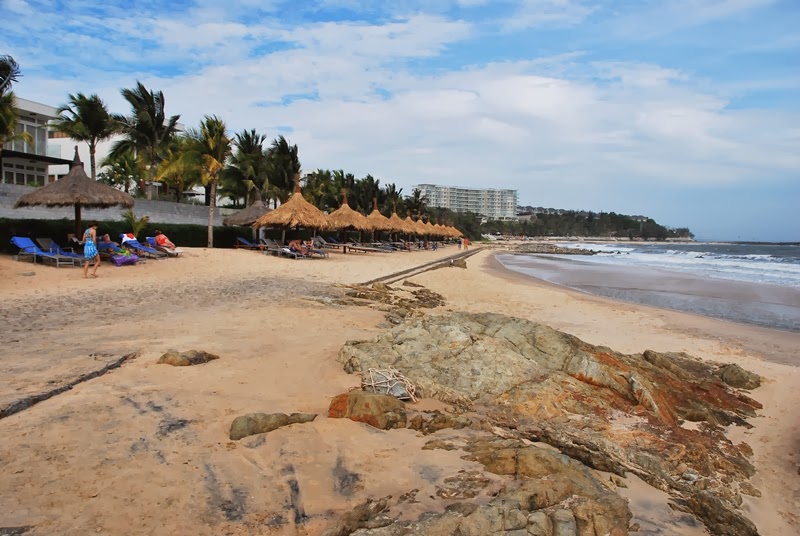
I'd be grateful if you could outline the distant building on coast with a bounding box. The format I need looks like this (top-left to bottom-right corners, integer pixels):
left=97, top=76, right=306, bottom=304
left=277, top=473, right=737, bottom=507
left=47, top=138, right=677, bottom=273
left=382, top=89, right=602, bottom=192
left=1, top=97, right=71, bottom=186
left=414, top=183, right=518, bottom=220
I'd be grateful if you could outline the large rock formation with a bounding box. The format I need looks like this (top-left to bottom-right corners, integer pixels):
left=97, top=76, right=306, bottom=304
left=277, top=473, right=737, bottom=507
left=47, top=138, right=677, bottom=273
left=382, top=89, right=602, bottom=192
left=338, top=312, right=762, bottom=536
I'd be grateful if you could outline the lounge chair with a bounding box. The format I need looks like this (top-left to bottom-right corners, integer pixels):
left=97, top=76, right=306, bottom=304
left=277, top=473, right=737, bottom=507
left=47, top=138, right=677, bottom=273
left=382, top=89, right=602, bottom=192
left=35, top=238, right=83, bottom=260
left=146, top=236, right=182, bottom=257
left=314, top=236, right=341, bottom=250
left=120, top=235, right=168, bottom=259
left=261, top=239, right=302, bottom=259
left=10, top=236, right=78, bottom=267
left=347, top=239, right=391, bottom=253
left=235, top=237, right=267, bottom=250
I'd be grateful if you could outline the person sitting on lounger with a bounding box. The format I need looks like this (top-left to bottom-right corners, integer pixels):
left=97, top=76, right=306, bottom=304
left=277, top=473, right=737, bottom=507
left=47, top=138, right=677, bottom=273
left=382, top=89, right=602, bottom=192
left=287, top=239, right=308, bottom=255
left=101, top=234, right=119, bottom=246
left=153, top=230, right=183, bottom=256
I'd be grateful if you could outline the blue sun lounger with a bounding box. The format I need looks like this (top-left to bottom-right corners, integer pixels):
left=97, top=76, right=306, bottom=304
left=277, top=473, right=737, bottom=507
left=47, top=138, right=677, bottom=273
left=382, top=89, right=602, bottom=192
left=10, top=236, right=78, bottom=267
left=120, top=235, right=167, bottom=259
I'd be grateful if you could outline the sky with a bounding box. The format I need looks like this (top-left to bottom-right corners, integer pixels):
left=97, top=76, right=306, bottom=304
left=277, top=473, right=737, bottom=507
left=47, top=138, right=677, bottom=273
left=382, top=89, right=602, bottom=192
left=2, top=0, right=798, bottom=241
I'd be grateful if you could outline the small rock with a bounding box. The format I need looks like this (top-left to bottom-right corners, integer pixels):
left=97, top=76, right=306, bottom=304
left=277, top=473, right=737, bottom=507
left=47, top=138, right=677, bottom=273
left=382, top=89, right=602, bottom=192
left=157, top=349, right=220, bottom=367
left=328, top=391, right=406, bottom=430
left=229, top=412, right=316, bottom=440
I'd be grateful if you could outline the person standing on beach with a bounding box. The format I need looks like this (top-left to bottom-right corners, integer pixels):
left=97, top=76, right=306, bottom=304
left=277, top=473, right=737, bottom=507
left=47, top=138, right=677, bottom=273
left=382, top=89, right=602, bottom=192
left=82, top=222, right=100, bottom=278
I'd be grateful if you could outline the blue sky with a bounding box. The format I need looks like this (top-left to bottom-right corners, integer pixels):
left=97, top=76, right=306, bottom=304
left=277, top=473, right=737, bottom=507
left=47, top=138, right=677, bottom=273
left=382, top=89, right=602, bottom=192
left=2, top=0, right=798, bottom=241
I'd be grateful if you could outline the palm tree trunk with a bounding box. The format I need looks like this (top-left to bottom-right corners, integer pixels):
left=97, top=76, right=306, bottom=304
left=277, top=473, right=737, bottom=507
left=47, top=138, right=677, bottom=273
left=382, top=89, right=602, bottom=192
left=148, top=157, right=156, bottom=200
left=89, top=140, right=97, bottom=181
left=207, top=179, right=217, bottom=248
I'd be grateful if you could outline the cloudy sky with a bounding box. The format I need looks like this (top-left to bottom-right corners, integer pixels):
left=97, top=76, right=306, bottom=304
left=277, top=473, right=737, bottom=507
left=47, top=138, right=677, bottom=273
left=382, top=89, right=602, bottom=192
left=3, top=0, right=798, bottom=240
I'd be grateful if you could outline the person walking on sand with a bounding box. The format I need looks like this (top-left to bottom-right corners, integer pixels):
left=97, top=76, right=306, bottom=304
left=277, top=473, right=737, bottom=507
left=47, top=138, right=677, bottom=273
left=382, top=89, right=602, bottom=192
left=81, top=222, right=100, bottom=278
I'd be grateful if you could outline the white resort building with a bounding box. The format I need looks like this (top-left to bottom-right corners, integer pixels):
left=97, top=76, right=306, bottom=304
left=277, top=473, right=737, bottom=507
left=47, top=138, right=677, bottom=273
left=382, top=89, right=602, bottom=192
left=413, top=184, right=518, bottom=221
left=1, top=97, right=71, bottom=186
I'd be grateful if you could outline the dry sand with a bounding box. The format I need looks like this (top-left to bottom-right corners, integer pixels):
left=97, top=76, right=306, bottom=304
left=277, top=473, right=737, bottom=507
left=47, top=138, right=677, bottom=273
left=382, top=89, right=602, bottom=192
left=0, top=245, right=797, bottom=535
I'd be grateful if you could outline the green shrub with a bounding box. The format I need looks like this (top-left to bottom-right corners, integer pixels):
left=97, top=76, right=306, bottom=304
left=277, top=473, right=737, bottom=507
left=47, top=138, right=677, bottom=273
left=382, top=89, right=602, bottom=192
left=0, top=218, right=255, bottom=255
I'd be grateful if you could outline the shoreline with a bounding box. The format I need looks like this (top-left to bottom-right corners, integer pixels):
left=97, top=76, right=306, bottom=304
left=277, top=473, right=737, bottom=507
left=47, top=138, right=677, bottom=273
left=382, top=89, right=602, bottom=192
left=485, top=250, right=800, bottom=366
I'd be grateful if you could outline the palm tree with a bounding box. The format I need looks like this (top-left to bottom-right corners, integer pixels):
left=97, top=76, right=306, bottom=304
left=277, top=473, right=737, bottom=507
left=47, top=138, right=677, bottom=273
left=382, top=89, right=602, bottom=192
left=0, top=56, right=32, bottom=150
left=221, top=129, right=270, bottom=207
left=184, top=116, right=232, bottom=247
left=0, top=55, right=21, bottom=95
left=110, top=81, right=180, bottom=199
left=265, top=135, right=300, bottom=206
left=52, top=93, right=117, bottom=180
left=98, top=149, right=142, bottom=194
left=155, top=134, right=201, bottom=202
left=406, top=187, right=427, bottom=215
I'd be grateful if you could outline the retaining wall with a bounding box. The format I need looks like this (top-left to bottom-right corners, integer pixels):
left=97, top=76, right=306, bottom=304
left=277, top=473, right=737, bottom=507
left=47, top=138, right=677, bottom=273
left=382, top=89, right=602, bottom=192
left=0, top=183, right=234, bottom=226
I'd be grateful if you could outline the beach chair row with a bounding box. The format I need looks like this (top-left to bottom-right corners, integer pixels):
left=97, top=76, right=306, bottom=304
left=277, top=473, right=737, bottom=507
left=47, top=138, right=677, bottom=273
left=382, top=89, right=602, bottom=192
left=9, top=234, right=181, bottom=268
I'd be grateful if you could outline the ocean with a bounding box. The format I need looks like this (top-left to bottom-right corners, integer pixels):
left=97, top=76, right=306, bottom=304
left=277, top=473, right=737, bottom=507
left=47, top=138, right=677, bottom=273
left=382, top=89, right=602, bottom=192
left=496, top=242, right=800, bottom=332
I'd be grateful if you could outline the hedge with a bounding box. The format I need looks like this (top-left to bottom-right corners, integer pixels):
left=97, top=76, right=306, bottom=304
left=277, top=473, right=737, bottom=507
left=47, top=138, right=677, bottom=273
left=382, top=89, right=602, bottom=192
left=0, top=218, right=375, bottom=255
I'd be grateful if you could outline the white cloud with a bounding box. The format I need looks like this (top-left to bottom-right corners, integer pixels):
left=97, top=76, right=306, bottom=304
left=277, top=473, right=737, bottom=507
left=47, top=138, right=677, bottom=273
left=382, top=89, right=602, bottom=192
left=503, top=0, right=595, bottom=30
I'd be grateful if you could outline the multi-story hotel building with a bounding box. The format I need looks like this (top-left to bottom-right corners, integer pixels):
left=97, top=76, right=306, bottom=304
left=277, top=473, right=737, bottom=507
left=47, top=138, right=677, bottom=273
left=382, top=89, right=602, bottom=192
left=413, top=184, right=518, bottom=220
left=1, top=97, right=71, bottom=186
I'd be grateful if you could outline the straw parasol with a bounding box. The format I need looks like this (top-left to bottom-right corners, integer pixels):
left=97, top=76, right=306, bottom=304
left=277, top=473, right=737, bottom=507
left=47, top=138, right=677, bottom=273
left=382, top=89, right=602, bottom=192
left=387, top=205, right=412, bottom=235
left=423, top=215, right=438, bottom=236
left=14, top=146, right=135, bottom=236
left=403, top=210, right=420, bottom=236
left=433, top=217, right=448, bottom=237
left=253, top=174, right=330, bottom=231
left=366, top=198, right=396, bottom=233
left=327, top=189, right=372, bottom=232
left=223, top=197, right=271, bottom=227
left=410, top=211, right=428, bottom=235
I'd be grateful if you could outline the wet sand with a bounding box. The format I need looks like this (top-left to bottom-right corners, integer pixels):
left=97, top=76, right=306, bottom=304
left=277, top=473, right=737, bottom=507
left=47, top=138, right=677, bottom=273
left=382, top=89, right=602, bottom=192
left=496, top=253, right=800, bottom=333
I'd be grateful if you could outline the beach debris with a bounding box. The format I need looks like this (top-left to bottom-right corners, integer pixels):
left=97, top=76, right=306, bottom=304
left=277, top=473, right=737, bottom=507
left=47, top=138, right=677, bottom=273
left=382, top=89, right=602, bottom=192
left=402, top=280, right=423, bottom=287
left=715, top=363, right=761, bottom=390
left=157, top=349, right=220, bottom=367
left=360, top=368, right=417, bottom=401
left=229, top=412, right=317, bottom=441
left=328, top=391, right=407, bottom=430
left=337, top=311, right=763, bottom=536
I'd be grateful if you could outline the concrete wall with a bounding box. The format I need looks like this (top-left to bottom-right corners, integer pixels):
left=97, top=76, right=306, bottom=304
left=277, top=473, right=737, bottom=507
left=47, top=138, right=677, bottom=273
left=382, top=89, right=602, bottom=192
left=0, top=183, right=234, bottom=226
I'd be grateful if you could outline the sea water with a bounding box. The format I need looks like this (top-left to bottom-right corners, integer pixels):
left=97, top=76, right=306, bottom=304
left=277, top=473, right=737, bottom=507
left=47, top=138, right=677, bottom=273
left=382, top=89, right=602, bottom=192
left=496, top=242, right=800, bottom=331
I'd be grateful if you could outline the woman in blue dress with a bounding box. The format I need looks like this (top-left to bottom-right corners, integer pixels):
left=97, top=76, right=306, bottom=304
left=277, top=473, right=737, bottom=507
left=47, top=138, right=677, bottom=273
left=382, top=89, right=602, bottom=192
left=82, top=222, right=100, bottom=278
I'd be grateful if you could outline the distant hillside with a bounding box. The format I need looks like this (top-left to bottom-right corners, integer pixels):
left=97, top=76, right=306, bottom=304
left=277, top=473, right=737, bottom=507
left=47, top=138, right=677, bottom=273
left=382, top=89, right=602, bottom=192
left=486, top=209, right=693, bottom=240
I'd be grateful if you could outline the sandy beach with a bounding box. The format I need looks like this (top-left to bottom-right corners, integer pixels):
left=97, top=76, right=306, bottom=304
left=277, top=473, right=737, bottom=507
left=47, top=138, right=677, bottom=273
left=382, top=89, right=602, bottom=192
left=0, top=245, right=797, bottom=535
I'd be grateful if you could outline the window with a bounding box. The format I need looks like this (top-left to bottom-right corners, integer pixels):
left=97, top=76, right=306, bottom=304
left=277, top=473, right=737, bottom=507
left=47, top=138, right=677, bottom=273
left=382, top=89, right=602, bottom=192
left=3, top=171, right=13, bottom=184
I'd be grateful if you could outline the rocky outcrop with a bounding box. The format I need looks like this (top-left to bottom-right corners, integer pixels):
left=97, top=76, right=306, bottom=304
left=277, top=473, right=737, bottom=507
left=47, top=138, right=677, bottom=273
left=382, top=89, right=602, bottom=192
left=715, top=363, right=761, bottom=390
left=338, top=312, right=762, bottom=536
left=157, top=349, right=220, bottom=366
left=328, top=392, right=407, bottom=430
left=339, top=437, right=632, bottom=536
left=229, top=412, right=317, bottom=440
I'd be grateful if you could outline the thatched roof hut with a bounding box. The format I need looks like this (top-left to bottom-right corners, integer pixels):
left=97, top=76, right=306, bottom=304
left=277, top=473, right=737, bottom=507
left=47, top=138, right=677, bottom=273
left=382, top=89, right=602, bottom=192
left=366, top=198, right=396, bottom=233
left=408, top=211, right=428, bottom=235
left=253, top=174, right=330, bottom=230
left=14, top=146, right=135, bottom=235
left=223, top=198, right=271, bottom=227
left=327, top=190, right=372, bottom=231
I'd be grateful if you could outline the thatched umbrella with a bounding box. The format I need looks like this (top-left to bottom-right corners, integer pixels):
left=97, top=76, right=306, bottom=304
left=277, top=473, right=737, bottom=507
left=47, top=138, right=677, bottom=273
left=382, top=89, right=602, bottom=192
left=253, top=174, right=330, bottom=242
left=327, top=189, right=372, bottom=232
left=366, top=198, right=396, bottom=234
left=410, top=212, right=429, bottom=235
left=14, top=146, right=135, bottom=236
left=388, top=205, right=415, bottom=236
left=433, top=217, right=448, bottom=237
left=223, top=197, right=271, bottom=227
left=403, top=210, right=421, bottom=236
